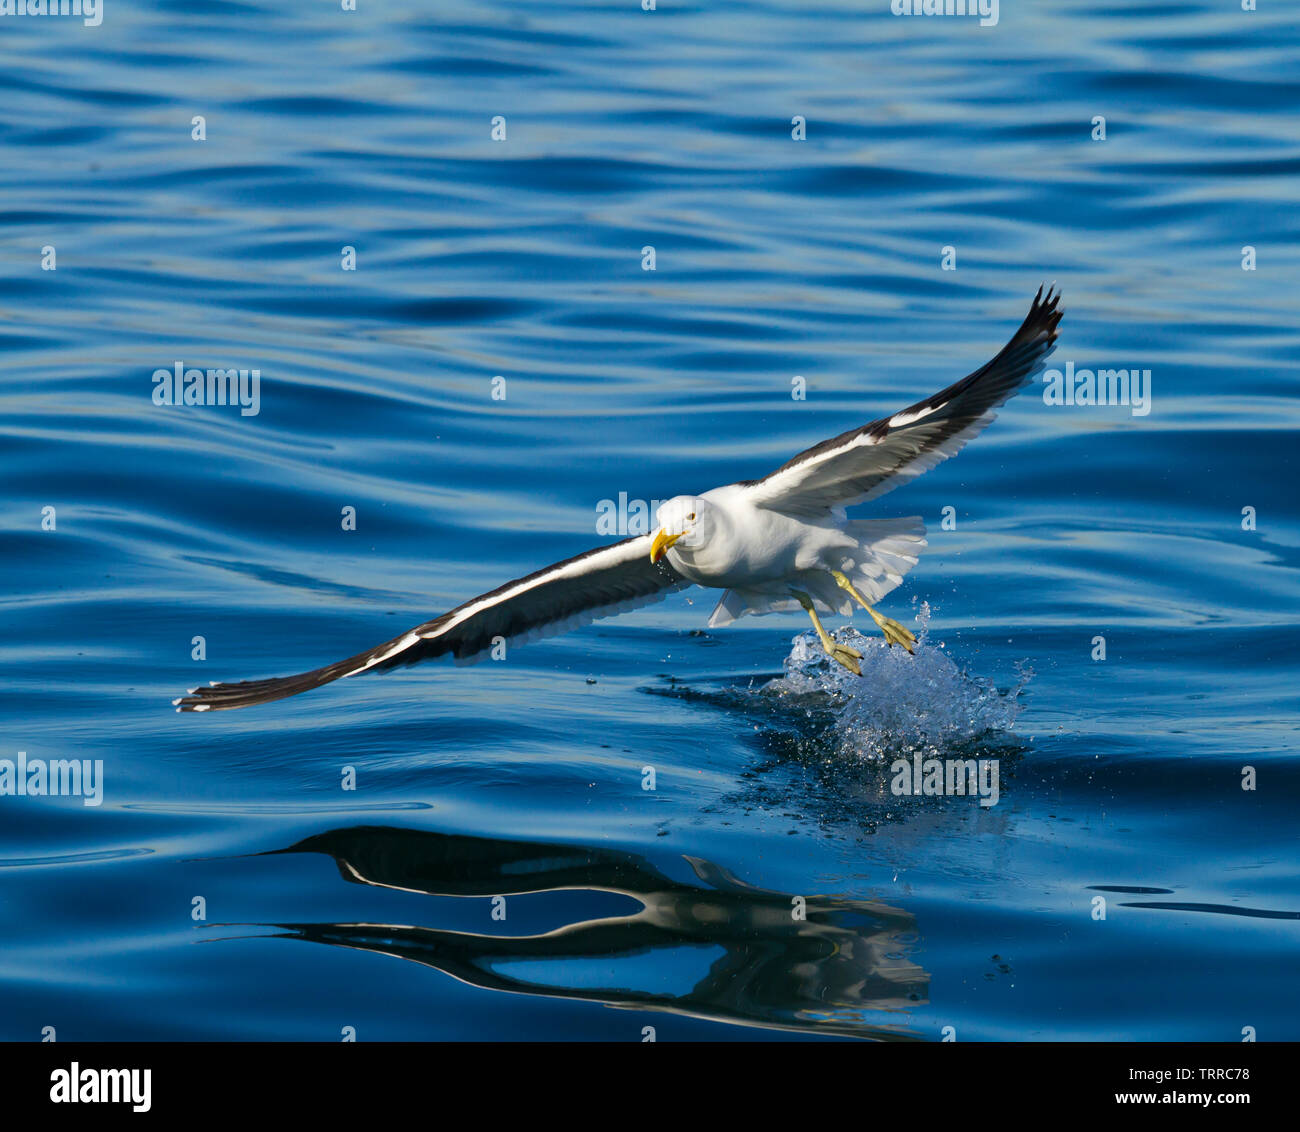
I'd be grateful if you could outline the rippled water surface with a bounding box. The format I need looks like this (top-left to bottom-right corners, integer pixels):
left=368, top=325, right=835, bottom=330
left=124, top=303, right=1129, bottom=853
left=2, top=0, right=1298, bottom=1040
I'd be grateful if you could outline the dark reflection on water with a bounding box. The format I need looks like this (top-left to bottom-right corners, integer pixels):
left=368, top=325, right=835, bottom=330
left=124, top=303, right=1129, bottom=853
left=251, top=825, right=929, bottom=1040
left=1115, top=902, right=1300, bottom=921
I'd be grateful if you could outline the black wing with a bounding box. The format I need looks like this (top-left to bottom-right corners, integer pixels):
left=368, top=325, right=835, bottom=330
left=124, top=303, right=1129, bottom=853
left=175, top=535, right=686, bottom=711
left=739, top=287, right=1062, bottom=516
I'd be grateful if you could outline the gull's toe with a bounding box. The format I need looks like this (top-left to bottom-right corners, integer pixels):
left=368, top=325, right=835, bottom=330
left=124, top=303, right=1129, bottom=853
left=879, top=619, right=916, bottom=654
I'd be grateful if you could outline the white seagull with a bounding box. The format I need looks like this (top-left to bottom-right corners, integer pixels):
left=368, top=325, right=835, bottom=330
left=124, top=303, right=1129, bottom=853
left=176, top=288, right=1061, bottom=712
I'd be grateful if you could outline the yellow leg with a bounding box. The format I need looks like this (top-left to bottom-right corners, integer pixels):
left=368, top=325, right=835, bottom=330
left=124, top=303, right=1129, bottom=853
left=793, top=590, right=863, bottom=676
left=830, top=570, right=916, bottom=655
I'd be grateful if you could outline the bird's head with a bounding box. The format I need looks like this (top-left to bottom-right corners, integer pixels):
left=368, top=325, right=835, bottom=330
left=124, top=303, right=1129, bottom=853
left=650, top=496, right=712, bottom=563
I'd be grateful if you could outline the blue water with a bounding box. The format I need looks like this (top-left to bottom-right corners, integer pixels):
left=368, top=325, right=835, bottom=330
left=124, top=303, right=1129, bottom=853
left=2, top=0, right=1298, bottom=1041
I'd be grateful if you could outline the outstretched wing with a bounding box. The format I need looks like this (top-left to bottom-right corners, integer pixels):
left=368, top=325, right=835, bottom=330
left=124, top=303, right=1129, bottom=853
left=175, top=535, right=687, bottom=712
left=739, top=287, right=1062, bottom=517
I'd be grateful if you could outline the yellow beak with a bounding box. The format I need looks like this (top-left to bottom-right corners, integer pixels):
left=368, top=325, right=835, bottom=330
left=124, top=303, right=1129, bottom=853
left=650, top=529, right=683, bottom=564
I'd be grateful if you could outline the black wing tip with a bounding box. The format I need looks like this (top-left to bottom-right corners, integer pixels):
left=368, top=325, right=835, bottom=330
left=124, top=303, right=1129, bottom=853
left=1025, top=283, right=1064, bottom=342
left=173, top=627, right=438, bottom=713
left=173, top=668, right=344, bottom=712
left=174, top=679, right=288, bottom=712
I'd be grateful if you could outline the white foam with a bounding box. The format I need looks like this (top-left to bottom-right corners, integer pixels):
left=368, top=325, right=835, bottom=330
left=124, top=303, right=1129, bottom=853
left=760, top=602, right=1029, bottom=761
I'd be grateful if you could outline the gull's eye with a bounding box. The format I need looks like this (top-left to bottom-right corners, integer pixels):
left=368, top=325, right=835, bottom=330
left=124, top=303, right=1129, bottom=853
left=687, top=512, right=696, bottom=521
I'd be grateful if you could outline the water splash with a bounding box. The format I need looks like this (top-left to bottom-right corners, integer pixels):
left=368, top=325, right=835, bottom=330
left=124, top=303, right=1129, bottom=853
left=760, top=603, right=1030, bottom=761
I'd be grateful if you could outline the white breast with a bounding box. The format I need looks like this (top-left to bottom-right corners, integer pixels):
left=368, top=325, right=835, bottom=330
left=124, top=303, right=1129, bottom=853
left=666, top=486, right=839, bottom=589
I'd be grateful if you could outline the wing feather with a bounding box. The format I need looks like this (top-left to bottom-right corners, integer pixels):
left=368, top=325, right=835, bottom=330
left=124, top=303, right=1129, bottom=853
left=739, top=287, right=1063, bottom=516
left=174, top=536, right=686, bottom=711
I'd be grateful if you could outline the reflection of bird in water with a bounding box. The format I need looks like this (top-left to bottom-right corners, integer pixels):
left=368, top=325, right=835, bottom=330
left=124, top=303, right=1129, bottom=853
left=177, top=290, right=1061, bottom=710
left=251, top=825, right=929, bottom=1040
